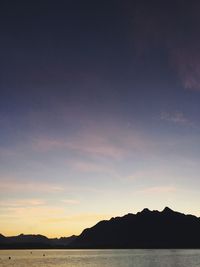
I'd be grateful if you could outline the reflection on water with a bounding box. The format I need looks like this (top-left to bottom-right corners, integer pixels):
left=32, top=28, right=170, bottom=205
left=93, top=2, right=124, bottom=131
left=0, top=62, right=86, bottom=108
left=1, top=249, right=200, bottom=267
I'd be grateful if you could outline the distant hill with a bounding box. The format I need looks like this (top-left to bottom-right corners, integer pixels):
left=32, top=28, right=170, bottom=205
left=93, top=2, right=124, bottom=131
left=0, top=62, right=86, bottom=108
left=1, top=207, right=200, bottom=249
left=0, top=233, right=77, bottom=249
left=70, top=207, right=200, bottom=248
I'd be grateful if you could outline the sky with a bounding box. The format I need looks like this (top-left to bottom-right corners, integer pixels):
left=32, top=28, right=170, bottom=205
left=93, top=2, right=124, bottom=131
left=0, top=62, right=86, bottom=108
left=1, top=0, right=200, bottom=238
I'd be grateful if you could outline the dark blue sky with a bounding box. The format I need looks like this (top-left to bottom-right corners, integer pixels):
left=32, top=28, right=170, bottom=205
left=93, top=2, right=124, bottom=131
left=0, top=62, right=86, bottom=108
left=1, top=1, right=200, bottom=119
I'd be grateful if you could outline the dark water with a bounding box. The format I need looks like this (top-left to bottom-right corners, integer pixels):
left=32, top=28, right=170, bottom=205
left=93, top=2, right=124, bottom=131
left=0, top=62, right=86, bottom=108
left=1, top=249, right=200, bottom=267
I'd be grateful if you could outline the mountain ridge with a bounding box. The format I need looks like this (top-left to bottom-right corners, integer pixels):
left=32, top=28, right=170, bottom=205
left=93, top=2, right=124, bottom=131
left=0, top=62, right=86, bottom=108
left=70, top=207, right=200, bottom=248
left=0, top=233, right=77, bottom=249
left=1, top=207, right=200, bottom=249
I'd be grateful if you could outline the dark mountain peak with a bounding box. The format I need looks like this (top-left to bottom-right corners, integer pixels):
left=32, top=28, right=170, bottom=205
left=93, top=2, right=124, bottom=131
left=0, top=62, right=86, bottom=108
left=162, top=207, right=174, bottom=213
left=138, top=208, right=160, bottom=216
left=141, top=208, right=151, bottom=214
left=138, top=207, right=175, bottom=215
left=18, top=233, right=25, bottom=237
left=17, top=233, right=48, bottom=239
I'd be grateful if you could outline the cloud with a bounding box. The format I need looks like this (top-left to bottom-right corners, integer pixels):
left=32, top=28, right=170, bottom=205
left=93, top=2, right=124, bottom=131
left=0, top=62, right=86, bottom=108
left=160, top=111, right=191, bottom=125
left=69, top=134, right=135, bottom=158
left=65, top=135, right=124, bottom=160
left=31, top=121, right=155, bottom=161
left=61, top=199, right=80, bottom=205
left=133, top=0, right=200, bottom=91
left=32, top=138, right=64, bottom=152
left=32, top=133, right=125, bottom=159
left=170, top=45, right=200, bottom=91
left=0, top=199, right=45, bottom=207
left=0, top=178, right=64, bottom=193
left=126, top=169, right=160, bottom=181
left=0, top=175, right=106, bottom=196
left=1, top=206, right=65, bottom=218
left=139, top=186, right=177, bottom=194
left=68, top=159, right=118, bottom=178
left=71, top=161, right=106, bottom=173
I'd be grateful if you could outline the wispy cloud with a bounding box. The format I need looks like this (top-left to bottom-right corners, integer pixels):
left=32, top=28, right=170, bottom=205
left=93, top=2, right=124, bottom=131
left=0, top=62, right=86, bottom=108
left=65, top=135, right=124, bottom=160
left=0, top=178, right=64, bottom=193
left=32, top=138, right=64, bottom=152
left=69, top=159, right=117, bottom=177
left=0, top=176, right=105, bottom=195
left=32, top=134, right=125, bottom=159
left=133, top=1, right=200, bottom=91
left=31, top=122, right=154, bottom=161
left=171, top=45, right=200, bottom=91
left=71, top=161, right=105, bottom=172
left=126, top=170, right=158, bottom=181
left=0, top=199, right=45, bottom=207
left=125, top=168, right=175, bottom=182
left=61, top=199, right=80, bottom=205
left=160, top=111, right=192, bottom=126
left=139, top=186, right=177, bottom=194
left=0, top=205, right=65, bottom=218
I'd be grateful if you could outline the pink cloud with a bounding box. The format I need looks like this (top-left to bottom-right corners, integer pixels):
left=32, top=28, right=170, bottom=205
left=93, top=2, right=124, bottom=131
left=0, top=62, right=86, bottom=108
left=32, top=138, right=64, bottom=152
left=133, top=1, right=200, bottom=91
left=61, top=199, right=80, bottom=205
left=32, top=134, right=125, bottom=159
left=70, top=160, right=108, bottom=173
left=31, top=122, right=154, bottom=161
left=139, top=186, right=177, bottom=194
left=170, top=45, right=200, bottom=91
left=0, top=178, right=64, bottom=193
left=65, top=134, right=125, bottom=160
left=0, top=199, right=46, bottom=207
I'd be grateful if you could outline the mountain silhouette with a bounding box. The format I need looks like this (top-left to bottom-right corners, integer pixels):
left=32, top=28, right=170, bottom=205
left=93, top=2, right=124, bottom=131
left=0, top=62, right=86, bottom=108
left=70, top=207, right=200, bottom=248
left=1, top=207, right=200, bottom=249
left=0, top=233, right=77, bottom=249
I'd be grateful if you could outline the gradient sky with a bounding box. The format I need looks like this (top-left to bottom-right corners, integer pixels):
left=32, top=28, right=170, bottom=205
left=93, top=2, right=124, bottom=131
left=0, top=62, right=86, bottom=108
left=1, top=0, right=200, bottom=237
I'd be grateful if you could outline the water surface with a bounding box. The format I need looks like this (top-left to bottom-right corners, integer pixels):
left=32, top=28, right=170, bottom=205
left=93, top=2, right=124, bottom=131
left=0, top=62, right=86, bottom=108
left=1, top=249, right=200, bottom=267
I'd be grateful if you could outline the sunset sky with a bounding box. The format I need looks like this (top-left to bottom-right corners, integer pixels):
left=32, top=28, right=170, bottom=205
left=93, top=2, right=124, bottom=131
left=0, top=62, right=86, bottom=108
left=1, top=0, right=200, bottom=237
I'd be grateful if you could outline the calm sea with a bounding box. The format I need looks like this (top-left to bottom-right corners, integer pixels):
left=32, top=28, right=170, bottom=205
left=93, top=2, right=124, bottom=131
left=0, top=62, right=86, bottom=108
left=1, top=249, right=200, bottom=267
